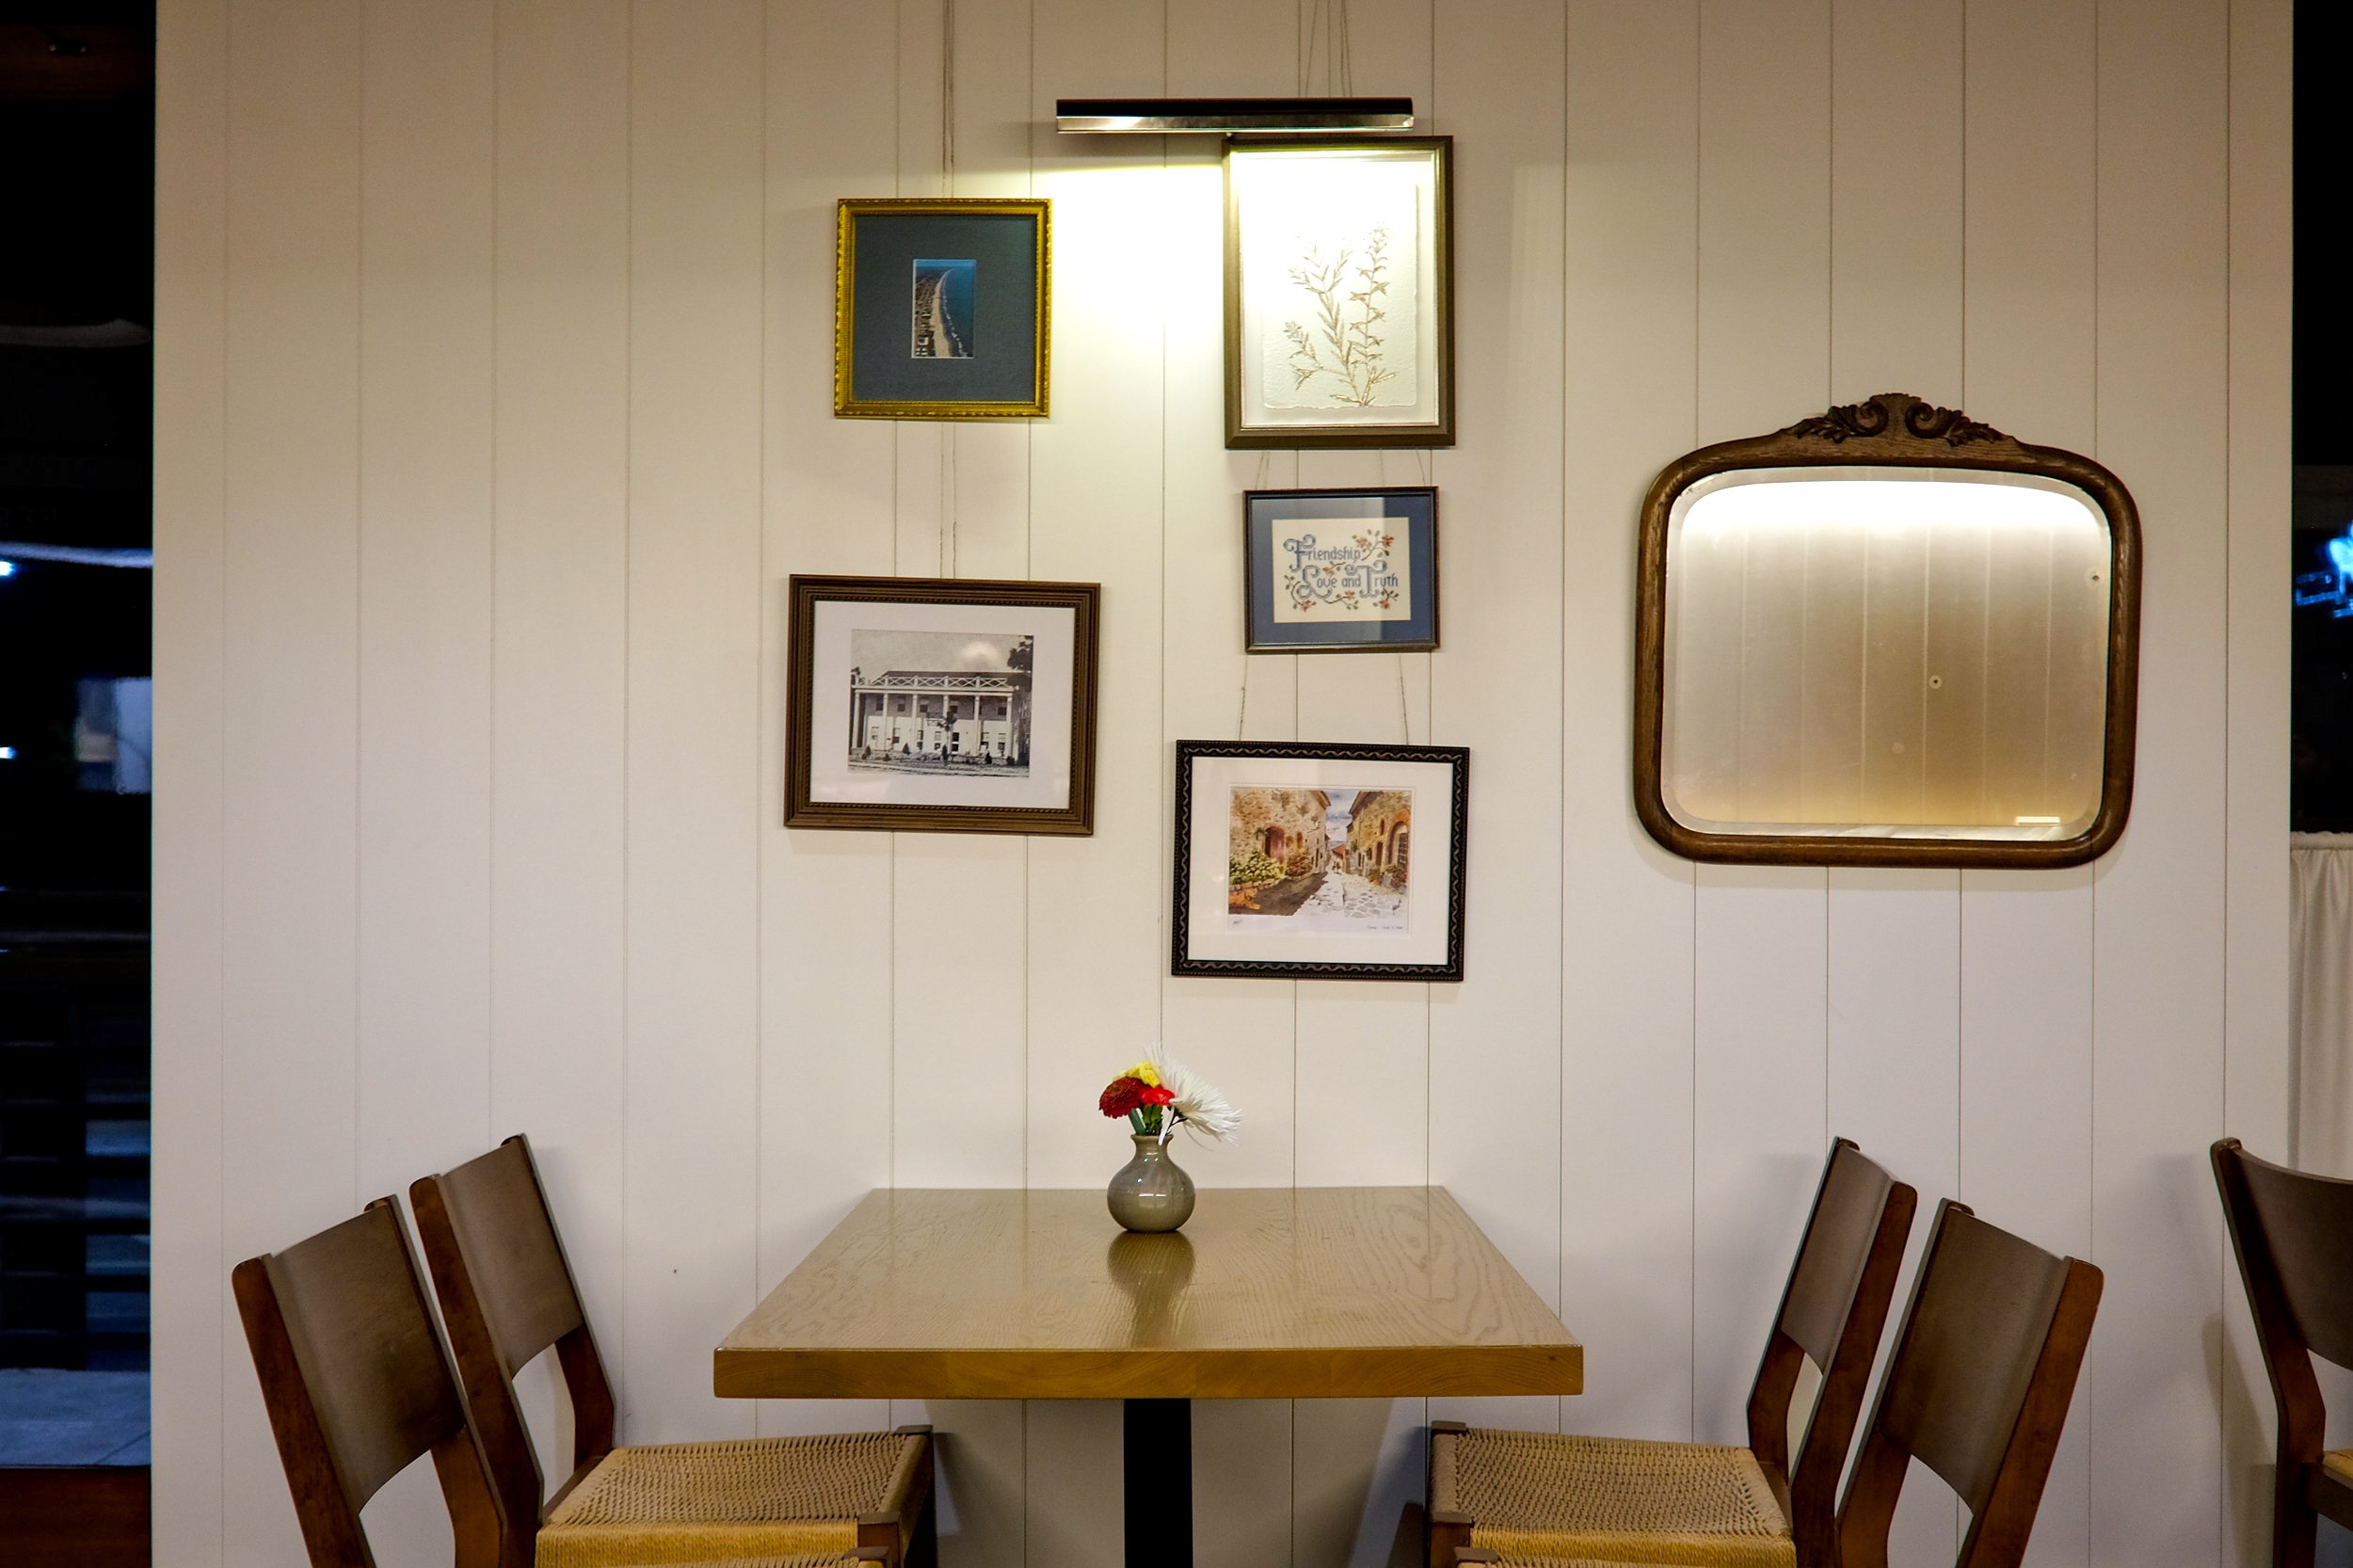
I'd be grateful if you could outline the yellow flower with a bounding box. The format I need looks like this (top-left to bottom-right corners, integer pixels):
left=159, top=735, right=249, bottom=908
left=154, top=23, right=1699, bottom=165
left=1124, top=1061, right=1161, bottom=1087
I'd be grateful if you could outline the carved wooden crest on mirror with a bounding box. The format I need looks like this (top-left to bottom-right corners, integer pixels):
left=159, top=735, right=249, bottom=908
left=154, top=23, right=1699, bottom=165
left=1634, top=392, right=2141, bottom=869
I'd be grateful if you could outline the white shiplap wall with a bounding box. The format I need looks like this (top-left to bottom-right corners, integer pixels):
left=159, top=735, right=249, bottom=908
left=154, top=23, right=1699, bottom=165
left=151, top=1, right=2290, bottom=1565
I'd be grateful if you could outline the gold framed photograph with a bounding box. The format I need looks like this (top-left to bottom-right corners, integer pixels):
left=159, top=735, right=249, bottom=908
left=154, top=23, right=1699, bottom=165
left=833, top=198, right=1050, bottom=420
left=786, top=575, right=1099, bottom=835
left=1224, top=136, right=1453, bottom=449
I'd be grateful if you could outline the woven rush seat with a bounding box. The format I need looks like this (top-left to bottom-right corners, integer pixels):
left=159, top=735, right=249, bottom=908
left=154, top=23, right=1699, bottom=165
left=1448, top=1429, right=1795, bottom=1568
left=2327, top=1449, right=2353, bottom=1487
left=536, top=1431, right=916, bottom=1568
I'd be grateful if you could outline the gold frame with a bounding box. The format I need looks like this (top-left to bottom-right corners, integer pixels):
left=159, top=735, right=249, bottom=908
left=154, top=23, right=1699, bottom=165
left=833, top=198, right=1051, bottom=420
left=785, top=574, right=1099, bottom=836
left=1223, top=136, right=1454, bottom=450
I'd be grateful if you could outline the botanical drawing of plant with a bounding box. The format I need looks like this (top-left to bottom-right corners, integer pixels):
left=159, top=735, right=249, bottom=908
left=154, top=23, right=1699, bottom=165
left=1281, top=226, right=1397, bottom=407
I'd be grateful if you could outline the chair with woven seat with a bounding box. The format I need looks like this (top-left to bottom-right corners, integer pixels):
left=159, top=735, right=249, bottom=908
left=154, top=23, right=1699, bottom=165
left=410, top=1136, right=935, bottom=1568
left=1427, top=1137, right=1916, bottom=1568
left=2213, top=1137, right=2353, bottom=1568
left=1452, top=1199, right=2101, bottom=1568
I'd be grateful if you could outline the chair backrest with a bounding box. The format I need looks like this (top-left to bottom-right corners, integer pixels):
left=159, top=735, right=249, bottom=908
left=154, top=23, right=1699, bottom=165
left=409, top=1135, right=615, bottom=1541
left=232, top=1199, right=506, bottom=1568
left=1836, top=1200, right=2102, bottom=1568
left=2212, top=1137, right=2353, bottom=1471
left=1745, top=1137, right=1917, bottom=1565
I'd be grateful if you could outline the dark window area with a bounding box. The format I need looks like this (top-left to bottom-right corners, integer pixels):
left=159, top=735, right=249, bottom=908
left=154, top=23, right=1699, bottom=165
left=2295, top=1, right=2353, bottom=829
left=0, top=7, right=157, bottom=1513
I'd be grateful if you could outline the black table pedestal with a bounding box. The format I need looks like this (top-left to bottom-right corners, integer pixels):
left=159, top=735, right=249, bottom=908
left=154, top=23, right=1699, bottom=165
left=1123, top=1398, right=1193, bottom=1567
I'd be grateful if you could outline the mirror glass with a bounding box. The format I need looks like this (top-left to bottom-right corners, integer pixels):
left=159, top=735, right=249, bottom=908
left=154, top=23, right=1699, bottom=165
left=1662, top=466, right=2112, bottom=842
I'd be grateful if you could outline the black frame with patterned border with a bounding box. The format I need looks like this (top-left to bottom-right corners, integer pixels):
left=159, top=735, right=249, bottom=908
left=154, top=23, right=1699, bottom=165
left=1172, top=740, right=1468, bottom=981
left=1243, top=486, right=1440, bottom=653
left=1224, top=136, right=1454, bottom=449
left=786, top=575, right=1098, bottom=835
left=833, top=198, right=1051, bottom=420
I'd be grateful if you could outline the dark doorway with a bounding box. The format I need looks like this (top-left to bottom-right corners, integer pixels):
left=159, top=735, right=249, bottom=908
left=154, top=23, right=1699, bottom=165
left=0, top=9, right=154, bottom=1566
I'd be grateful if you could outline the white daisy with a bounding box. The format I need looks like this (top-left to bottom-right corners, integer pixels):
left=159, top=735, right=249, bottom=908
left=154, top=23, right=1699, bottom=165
left=1150, top=1047, right=1241, bottom=1144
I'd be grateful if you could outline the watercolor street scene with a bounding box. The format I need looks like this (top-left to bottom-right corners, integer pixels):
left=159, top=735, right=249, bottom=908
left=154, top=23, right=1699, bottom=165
left=1225, top=786, right=1412, bottom=932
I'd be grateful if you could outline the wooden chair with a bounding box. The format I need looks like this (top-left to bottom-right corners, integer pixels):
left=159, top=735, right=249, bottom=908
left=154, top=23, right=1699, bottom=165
left=1428, top=1137, right=1916, bottom=1568
left=233, top=1200, right=507, bottom=1568
left=409, top=1135, right=935, bottom=1568
left=2213, top=1136, right=2353, bottom=1568
left=1453, top=1199, right=2101, bottom=1568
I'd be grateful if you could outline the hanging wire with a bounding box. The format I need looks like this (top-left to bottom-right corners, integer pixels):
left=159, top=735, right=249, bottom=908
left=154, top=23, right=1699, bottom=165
left=1397, top=656, right=1412, bottom=744
left=939, top=0, right=959, bottom=576
left=1237, top=663, right=1252, bottom=740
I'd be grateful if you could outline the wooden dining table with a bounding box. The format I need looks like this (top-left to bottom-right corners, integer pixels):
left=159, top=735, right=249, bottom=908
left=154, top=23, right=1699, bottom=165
left=715, top=1185, right=1581, bottom=1568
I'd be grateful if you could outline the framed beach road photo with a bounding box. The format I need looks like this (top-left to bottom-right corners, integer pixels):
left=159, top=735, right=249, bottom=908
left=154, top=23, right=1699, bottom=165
left=834, top=198, right=1050, bottom=419
left=1172, top=740, right=1468, bottom=981
left=1225, top=136, right=1453, bottom=449
left=1244, top=486, right=1438, bottom=653
left=786, top=575, right=1099, bottom=834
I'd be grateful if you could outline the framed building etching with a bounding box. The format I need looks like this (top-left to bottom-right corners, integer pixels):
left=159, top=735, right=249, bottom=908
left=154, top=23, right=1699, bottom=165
left=834, top=199, right=1050, bottom=419
left=1172, top=740, right=1468, bottom=981
left=1243, top=486, right=1439, bottom=652
left=786, top=575, right=1099, bottom=834
left=1224, top=137, right=1453, bottom=449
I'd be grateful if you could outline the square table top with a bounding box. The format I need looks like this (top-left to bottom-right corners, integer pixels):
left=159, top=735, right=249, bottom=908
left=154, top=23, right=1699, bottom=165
left=714, top=1185, right=1581, bottom=1400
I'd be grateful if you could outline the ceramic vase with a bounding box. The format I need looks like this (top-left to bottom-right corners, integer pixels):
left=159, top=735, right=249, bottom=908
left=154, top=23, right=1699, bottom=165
left=1106, top=1133, right=1196, bottom=1233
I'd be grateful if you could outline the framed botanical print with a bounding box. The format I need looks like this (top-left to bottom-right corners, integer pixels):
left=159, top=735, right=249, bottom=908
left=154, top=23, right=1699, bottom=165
left=1171, top=740, right=1468, bottom=981
left=786, top=575, right=1098, bottom=834
left=834, top=198, right=1050, bottom=419
left=1224, top=136, right=1453, bottom=449
left=1244, top=486, right=1438, bottom=653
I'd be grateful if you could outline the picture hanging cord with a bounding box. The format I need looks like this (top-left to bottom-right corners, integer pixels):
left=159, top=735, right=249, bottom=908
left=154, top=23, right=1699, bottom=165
left=938, top=0, right=958, bottom=578
left=1237, top=662, right=1250, bottom=740
left=1397, top=656, right=1411, bottom=744
left=1300, top=0, right=1355, bottom=96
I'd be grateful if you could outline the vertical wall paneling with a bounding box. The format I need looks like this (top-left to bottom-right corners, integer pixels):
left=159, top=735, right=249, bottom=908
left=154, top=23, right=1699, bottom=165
left=354, top=0, right=496, bottom=1204
left=2222, top=0, right=2295, bottom=1561
left=2091, top=2, right=2233, bottom=1565
left=216, top=1, right=365, bottom=1560
left=1689, top=0, right=1833, bottom=1448
left=1558, top=0, right=1700, bottom=1447
left=622, top=0, right=767, bottom=1445
left=1958, top=2, right=2101, bottom=1561
left=151, top=0, right=231, bottom=1560
left=489, top=0, right=634, bottom=1469
left=758, top=0, right=898, bottom=1448
left=149, top=3, right=2293, bottom=1563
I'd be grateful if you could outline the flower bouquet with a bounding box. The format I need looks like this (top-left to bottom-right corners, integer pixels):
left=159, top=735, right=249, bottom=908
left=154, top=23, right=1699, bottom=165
left=1097, top=1052, right=1238, bottom=1233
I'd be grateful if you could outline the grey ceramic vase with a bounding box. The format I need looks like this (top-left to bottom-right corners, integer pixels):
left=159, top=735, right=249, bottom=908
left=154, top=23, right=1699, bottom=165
left=1106, top=1134, right=1196, bottom=1233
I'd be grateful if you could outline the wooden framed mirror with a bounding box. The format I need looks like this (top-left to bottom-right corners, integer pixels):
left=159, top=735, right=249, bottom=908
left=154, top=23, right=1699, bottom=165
left=1633, top=392, right=2140, bottom=869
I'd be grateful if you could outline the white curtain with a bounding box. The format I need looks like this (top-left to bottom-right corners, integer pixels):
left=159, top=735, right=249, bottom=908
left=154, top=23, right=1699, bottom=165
left=2294, top=834, right=2353, bottom=1175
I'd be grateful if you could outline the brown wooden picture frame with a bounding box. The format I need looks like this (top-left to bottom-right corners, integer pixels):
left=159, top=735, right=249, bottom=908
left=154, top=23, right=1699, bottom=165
left=787, top=574, right=1099, bottom=835
left=1632, top=392, right=2141, bottom=870
left=1223, top=136, right=1454, bottom=450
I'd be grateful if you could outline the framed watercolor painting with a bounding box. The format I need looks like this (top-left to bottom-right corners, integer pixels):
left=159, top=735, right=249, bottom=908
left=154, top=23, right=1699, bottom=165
left=834, top=198, right=1050, bottom=419
left=1224, top=136, right=1453, bottom=449
left=1171, top=740, right=1468, bottom=981
left=1244, top=486, right=1438, bottom=653
left=786, top=575, right=1099, bottom=834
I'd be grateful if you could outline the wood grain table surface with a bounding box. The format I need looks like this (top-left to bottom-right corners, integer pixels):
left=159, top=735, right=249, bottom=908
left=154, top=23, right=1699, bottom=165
left=714, top=1185, right=1581, bottom=1400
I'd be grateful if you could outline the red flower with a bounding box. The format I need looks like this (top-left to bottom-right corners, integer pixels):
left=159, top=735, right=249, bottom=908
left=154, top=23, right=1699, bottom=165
left=1100, top=1076, right=1151, bottom=1117
left=1139, top=1085, right=1175, bottom=1107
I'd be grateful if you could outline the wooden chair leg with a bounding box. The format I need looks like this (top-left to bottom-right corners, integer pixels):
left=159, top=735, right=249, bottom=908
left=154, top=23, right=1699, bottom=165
left=1428, top=1420, right=1471, bottom=1568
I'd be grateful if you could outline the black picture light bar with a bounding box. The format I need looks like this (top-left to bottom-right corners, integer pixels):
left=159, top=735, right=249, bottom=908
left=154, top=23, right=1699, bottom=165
left=1054, top=97, right=1414, bottom=134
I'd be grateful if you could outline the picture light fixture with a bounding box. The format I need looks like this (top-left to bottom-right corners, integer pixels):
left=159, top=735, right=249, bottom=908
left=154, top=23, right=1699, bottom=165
left=1053, top=97, right=1414, bottom=134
